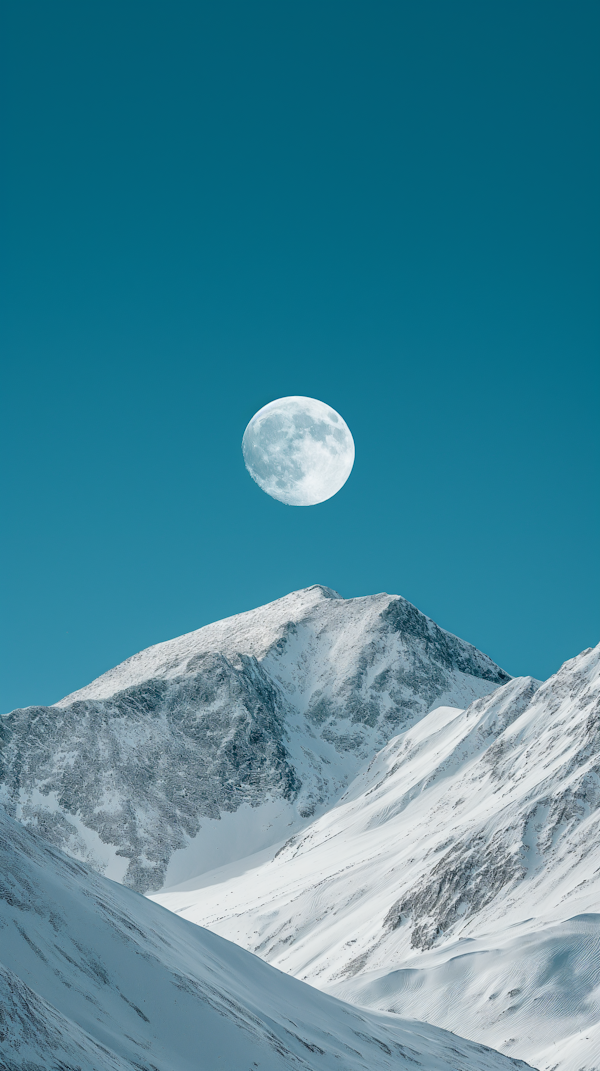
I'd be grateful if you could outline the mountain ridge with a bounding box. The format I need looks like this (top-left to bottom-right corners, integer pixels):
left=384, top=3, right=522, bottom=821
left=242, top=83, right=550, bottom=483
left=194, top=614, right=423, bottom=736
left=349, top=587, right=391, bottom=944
left=0, top=585, right=509, bottom=893
left=155, top=642, right=600, bottom=1070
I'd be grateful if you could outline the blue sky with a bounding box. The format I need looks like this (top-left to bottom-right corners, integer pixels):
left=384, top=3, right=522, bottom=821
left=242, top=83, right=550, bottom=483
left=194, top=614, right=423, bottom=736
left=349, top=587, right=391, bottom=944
left=1, top=0, right=598, bottom=712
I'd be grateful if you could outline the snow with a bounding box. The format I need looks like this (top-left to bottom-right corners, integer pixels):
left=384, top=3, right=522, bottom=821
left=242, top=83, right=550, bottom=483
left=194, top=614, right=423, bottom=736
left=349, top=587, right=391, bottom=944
left=1, top=585, right=508, bottom=892
left=54, top=585, right=505, bottom=705
left=161, top=798, right=300, bottom=888
left=0, top=806, right=531, bottom=1071
left=330, top=914, right=600, bottom=1070
left=55, top=587, right=347, bottom=704
left=5, top=584, right=597, bottom=1067
left=152, top=644, right=600, bottom=1070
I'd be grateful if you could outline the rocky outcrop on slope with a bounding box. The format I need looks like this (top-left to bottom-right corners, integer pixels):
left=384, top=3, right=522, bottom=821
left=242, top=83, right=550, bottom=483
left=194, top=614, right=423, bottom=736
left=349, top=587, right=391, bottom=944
left=0, top=585, right=508, bottom=892
left=0, top=654, right=300, bottom=893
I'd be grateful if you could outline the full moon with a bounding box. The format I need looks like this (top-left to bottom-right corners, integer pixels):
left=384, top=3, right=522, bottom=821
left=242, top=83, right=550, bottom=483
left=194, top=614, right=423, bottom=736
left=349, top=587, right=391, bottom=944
left=242, top=396, right=355, bottom=506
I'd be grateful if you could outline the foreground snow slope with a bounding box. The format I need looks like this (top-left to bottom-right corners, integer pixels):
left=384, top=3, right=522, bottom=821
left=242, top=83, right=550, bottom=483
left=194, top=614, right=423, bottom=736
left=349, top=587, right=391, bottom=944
left=154, top=644, right=600, bottom=1070
left=0, top=585, right=508, bottom=892
left=330, top=916, right=600, bottom=1071
left=0, top=808, right=531, bottom=1071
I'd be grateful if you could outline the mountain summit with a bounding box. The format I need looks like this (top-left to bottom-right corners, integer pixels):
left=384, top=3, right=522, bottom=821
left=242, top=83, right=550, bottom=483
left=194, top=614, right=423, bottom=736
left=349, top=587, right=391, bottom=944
left=0, top=586, right=509, bottom=893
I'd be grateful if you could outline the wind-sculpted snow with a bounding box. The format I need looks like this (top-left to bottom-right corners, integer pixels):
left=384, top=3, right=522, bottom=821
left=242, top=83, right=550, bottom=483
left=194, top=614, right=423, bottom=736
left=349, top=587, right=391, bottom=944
left=332, top=916, right=600, bottom=1071
left=155, top=644, right=600, bottom=1070
left=0, top=808, right=532, bottom=1071
left=0, top=585, right=508, bottom=892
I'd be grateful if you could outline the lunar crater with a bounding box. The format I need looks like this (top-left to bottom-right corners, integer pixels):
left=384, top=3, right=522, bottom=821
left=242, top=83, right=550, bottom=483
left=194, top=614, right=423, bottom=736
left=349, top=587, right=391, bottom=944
left=242, top=395, right=355, bottom=506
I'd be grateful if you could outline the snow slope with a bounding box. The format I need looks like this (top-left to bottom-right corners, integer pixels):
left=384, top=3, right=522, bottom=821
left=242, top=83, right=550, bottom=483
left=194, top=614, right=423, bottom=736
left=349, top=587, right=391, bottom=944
left=153, top=644, right=600, bottom=1070
left=0, top=585, right=508, bottom=892
left=0, top=807, right=532, bottom=1071
left=330, top=916, right=600, bottom=1071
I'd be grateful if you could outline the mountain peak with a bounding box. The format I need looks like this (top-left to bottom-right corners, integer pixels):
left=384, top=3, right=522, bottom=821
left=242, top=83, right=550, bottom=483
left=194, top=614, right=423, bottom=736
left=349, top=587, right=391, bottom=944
left=1, top=587, right=510, bottom=893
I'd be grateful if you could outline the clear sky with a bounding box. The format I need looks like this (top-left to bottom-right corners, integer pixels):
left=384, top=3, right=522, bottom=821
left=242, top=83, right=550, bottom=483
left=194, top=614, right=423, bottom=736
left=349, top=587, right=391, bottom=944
left=1, top=0, right=598, bottom=713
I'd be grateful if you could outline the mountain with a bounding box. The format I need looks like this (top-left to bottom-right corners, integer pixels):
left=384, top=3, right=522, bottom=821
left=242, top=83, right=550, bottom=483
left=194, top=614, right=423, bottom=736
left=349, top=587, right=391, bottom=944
left=153, top=644, right=600, bottom=1071
left=0, top=806, right=532, bottom=1071
left=0, top=585, right=508, bottom=893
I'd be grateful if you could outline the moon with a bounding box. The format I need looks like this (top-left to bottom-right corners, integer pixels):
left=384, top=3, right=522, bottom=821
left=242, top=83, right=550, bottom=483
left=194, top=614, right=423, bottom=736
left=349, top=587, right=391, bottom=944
left=242, top=396, right=355, bottom=506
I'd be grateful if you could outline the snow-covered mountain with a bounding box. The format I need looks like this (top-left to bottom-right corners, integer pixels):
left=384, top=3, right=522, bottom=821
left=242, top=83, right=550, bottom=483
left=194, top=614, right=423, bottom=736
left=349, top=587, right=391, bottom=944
left=153, top=643, right=600, bottom=1071
left=0, top=806, right=532, bottom=1071
left=0, top=585, right=508, bottom=893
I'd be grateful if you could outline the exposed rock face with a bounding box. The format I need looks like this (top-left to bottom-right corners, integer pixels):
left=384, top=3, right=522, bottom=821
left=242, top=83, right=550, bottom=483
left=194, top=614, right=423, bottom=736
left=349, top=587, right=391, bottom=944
left=0, top=585, right=508, bottom=892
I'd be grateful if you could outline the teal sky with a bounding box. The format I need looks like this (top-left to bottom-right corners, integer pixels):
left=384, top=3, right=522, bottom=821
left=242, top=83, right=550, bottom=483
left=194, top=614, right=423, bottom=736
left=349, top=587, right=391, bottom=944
left=2, top=1, right=599, bottom=712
